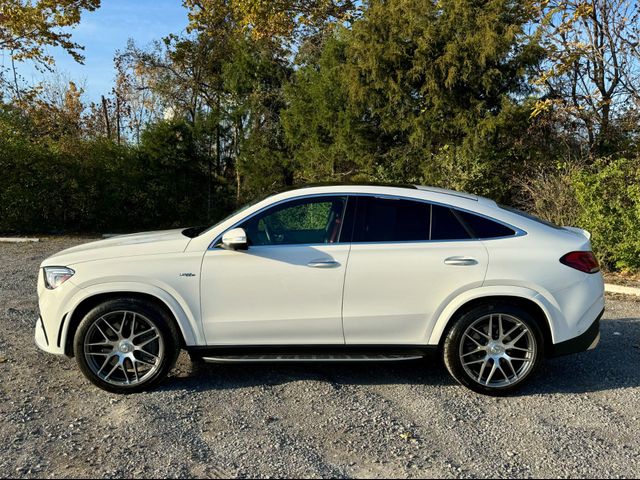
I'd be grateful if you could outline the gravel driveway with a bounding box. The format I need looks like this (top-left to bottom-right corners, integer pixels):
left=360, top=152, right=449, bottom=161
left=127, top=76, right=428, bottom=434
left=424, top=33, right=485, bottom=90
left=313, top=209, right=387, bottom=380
left=1, top=238, right=639, bottom=479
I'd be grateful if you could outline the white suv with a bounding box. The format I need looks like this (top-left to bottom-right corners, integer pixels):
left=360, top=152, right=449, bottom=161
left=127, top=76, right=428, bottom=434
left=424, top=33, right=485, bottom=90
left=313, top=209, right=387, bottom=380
left=35, top=185, right=604, bottom=395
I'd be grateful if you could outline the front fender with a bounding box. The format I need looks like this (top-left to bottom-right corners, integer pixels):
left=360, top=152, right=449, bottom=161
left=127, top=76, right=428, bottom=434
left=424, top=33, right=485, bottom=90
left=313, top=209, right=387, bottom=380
left=426, top=285, right=561, bottom=345
left=64, top=281, right=203, bottom=349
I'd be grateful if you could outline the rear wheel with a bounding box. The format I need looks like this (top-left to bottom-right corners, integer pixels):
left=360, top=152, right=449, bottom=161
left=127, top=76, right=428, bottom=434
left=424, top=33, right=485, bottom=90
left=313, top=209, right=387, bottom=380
left=74, top=298, right=180, bottom=394
left=443, top=304, right=544, bottom=395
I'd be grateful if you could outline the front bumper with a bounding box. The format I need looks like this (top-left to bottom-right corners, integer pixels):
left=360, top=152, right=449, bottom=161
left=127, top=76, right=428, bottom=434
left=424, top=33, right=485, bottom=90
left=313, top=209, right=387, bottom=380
left=548, top=308, right=603, bottom=357
left=35, top=315, right=49, bottom=350
left=36, top=269, right=79, bottom=356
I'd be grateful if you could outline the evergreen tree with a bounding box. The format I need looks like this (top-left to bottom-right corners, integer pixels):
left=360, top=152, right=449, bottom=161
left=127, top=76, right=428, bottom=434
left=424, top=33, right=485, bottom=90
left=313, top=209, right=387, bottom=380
left=280, top=0, right=544, bottom=196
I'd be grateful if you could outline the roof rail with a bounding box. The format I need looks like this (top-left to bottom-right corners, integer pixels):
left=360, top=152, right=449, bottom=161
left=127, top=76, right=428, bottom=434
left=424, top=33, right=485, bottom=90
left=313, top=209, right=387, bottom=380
left=288, top=182, right=418, bottom=190
left=414, top=185, right=478, bottom=201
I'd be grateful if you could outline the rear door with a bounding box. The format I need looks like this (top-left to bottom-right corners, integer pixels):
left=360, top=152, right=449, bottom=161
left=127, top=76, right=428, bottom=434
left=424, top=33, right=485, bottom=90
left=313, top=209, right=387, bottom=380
left=342, top=196, right=490, bottom=345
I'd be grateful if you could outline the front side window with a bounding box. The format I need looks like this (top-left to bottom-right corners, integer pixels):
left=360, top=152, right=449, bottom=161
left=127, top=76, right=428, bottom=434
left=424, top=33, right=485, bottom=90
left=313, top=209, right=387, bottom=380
left=240, top=196, right=347, bottom=246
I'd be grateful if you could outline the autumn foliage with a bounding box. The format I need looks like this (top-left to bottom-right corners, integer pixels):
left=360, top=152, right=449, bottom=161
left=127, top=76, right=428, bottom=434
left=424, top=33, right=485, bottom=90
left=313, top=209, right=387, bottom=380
left=0, top=0, right=639, bottom=270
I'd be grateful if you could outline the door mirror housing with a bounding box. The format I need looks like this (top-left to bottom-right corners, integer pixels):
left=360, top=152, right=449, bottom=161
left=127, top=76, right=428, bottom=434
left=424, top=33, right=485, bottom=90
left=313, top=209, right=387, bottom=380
left=221, top=227, right=248, bottom=250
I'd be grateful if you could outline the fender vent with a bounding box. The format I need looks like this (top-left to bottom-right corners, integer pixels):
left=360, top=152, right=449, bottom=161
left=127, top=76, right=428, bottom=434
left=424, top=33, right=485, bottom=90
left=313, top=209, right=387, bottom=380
left=57, top=314, right=68, bottom=348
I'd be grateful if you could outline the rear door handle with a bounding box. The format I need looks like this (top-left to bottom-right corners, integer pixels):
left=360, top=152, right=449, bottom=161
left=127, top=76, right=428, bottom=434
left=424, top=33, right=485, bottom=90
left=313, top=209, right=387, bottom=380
left=444, top=256, right=478, bottom=266
left=307, top=260, right=341, bottom=268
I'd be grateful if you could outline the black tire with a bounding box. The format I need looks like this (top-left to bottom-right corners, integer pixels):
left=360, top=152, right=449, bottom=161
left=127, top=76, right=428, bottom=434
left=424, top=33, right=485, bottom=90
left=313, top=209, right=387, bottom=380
left=74, top=298, right=180, bottom=394
left=443, top=303, right=544, bottom=396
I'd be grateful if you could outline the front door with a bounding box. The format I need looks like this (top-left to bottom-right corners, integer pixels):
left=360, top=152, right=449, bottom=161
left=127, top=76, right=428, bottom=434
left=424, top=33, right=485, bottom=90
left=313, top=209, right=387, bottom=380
left=200, top=195, right=351, bottom=345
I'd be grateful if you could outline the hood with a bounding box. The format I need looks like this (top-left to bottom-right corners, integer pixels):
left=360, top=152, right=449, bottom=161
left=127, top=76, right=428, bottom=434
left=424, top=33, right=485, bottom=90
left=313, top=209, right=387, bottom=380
left=41, top=229, right=192, bottom=267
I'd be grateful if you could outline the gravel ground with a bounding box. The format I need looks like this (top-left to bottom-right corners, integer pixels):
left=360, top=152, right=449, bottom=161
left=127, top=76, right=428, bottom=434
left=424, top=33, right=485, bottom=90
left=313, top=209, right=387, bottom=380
left=1, top=237, right=639, bottom=479
left=604, top=272, right=640, bottom=289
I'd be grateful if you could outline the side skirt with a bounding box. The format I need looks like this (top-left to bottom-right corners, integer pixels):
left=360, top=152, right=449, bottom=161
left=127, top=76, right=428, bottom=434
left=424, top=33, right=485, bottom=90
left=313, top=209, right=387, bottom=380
left=185, top=345, right=437, bottom=363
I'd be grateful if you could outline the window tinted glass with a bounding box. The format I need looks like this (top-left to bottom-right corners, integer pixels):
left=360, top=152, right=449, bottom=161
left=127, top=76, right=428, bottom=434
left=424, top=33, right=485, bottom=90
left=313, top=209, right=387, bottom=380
left=354, top=197, right=430, bottom=242
left=499, top=204, right=561, bottom=229
left=199, top=193, right=270, bottom=237
left=430, top=204, right=471, bottom=240
left=456, top=210, right=515, bottom=238
left=240, top=196, right=347, bottom=246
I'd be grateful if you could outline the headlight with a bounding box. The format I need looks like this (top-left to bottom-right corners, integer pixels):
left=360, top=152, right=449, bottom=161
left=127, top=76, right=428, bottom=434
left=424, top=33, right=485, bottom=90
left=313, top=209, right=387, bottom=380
left=43, top=267, right=75, bottom=289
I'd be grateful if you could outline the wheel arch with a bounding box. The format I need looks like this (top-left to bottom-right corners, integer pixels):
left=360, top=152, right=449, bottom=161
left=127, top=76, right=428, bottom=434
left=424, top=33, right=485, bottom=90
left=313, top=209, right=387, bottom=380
left=428, top=288, right=556, bottom=354
left=63, top=284, right=200, bottom=357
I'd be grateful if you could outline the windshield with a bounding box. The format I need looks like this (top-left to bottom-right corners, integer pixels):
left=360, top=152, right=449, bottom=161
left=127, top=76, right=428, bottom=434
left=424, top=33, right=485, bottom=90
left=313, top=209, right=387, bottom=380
left=193, top=194, right=270, bottom=237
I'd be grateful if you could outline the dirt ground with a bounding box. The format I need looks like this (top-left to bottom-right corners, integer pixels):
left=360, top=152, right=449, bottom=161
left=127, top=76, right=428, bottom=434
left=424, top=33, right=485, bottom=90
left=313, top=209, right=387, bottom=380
left=1, top=238, right=639, bottom=479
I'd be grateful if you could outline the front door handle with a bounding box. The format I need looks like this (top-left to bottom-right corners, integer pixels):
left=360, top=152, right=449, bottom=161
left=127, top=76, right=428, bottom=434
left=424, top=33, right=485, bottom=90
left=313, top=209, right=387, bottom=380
left=307, top=260, right=341, bottom=268
left=444, top=256, right=478, bottom=266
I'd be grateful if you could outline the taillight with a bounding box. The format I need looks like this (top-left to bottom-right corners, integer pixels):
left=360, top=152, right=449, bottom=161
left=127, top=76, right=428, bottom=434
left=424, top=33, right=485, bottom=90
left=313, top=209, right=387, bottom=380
left=560, top=251, right=600, bottom=273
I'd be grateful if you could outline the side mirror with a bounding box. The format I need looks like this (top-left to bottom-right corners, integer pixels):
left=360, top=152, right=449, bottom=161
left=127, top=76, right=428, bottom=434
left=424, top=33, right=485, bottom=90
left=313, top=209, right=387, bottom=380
left=221, top=227, right=248, bottom=250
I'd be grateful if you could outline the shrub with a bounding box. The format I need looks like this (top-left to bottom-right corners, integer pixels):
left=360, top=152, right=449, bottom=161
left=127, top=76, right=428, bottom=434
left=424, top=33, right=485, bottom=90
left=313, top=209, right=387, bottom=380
left=510, top=162, right=583, bottom=228
left=573, top=157, right=640, bottom=271
left=0, top=111, right=229, bottom=234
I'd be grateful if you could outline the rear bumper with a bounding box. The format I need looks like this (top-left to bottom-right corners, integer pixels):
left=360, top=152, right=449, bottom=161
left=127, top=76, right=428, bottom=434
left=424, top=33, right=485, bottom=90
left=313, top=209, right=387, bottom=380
left=548, top=308, right=603, bottom=357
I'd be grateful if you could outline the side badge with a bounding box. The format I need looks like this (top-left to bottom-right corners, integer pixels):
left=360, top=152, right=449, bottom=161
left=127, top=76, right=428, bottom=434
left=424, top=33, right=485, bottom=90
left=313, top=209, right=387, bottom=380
left=179, top=273, right=196, bottom=277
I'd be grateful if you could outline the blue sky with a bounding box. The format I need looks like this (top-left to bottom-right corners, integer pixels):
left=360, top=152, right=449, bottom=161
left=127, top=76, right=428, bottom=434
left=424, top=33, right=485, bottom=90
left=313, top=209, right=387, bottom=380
left=11, top=0, right=189, bottom=102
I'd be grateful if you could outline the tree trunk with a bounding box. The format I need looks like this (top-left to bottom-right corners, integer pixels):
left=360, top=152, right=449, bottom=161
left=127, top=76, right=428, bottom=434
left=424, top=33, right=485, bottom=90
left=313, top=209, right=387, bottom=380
left=116, top=96, right=121, bottom=145
left=101, top=96, right=112, bottom=140
left=234, top=121, right=241, bottom=204
left=10, top=53, right=21, bottom=101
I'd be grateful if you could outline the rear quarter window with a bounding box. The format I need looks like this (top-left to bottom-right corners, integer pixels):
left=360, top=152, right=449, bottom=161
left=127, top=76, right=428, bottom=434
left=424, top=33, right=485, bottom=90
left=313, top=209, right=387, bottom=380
left=456, top=210, right=516, bottom=239
left=499, top=205, right=562, bottom=230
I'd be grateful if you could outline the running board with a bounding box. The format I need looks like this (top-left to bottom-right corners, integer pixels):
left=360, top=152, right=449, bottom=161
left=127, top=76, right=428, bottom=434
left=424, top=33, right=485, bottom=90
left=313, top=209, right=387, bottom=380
left=201, top=353, right=425, bottom=363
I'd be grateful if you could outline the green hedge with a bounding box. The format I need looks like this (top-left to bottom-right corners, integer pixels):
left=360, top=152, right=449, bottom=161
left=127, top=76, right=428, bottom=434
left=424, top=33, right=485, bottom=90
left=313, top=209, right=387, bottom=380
left=0, top=112, right=232, bottom=234
left=573, top=157, right=640, bottom=271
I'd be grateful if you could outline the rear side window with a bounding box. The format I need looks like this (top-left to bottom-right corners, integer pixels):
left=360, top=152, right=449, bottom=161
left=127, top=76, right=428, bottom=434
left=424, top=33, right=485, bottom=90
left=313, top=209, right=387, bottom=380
left=430, top=205, right=471, bottom=240
left=351, top=197, right=515, bottom=243
left=353, top=197, right=430, bottom=242
left=456, top=210, right=516, bottom=238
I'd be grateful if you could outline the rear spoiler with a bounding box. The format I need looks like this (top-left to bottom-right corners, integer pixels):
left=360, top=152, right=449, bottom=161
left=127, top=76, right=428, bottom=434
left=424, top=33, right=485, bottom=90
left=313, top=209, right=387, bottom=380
left=562, top=226, right=591, bottom=240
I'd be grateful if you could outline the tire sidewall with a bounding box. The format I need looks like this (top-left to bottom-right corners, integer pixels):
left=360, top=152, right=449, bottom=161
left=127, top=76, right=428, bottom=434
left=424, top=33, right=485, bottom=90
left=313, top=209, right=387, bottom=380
left=443, top=303, right=544, bottom=396
left=74, top=298, right=180, bottom=394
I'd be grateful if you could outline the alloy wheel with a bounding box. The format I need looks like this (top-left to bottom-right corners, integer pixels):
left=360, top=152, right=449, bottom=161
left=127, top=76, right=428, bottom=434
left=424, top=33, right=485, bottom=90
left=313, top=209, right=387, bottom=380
left=83, top=310, right=165, bottom=386
left=458, top=313, right=536, bottom=388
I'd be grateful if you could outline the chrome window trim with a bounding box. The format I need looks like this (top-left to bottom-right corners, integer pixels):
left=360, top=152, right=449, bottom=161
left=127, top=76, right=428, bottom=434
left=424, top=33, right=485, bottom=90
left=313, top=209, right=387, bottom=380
left=208, top=192, right=527, bottom=250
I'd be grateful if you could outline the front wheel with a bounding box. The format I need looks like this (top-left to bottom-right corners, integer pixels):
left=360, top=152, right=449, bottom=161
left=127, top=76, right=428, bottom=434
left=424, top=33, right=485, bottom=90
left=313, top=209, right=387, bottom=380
left=443, top=304, right=544, bottom=395
left=74, top=298, right=180, bottom=394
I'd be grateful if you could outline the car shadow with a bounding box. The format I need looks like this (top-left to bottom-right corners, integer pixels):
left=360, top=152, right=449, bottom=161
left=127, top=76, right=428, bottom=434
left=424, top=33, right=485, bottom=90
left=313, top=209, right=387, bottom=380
left=520, top=317, right=640, bottom=396
left=158, top=318, right=640, bottom=396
